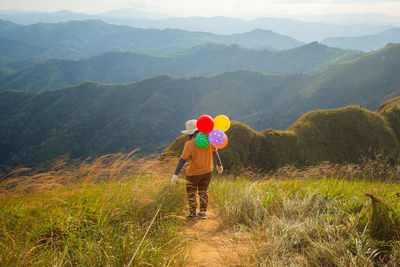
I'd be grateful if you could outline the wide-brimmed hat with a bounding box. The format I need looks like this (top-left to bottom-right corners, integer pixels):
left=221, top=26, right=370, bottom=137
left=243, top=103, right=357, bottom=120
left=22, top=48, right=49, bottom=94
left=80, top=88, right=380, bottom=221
left=181, top=119, right=198, bottom=135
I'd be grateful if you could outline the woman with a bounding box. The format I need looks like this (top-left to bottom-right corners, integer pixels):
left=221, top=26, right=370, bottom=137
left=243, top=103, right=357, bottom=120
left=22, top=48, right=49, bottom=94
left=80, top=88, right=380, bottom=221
left=171, top=119, right=223, bottom=219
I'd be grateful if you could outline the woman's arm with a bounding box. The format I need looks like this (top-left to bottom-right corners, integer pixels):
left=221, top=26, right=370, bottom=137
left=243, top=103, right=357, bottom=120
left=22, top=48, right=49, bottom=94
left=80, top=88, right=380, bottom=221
left=174, top=158, right=187, bottom=175
left=171, top=158, right=186, bottom=184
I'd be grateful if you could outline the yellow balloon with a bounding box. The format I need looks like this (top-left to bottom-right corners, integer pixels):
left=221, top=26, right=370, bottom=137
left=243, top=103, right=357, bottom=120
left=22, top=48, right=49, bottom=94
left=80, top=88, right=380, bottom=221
left=213, top=115, right=230, bottom=132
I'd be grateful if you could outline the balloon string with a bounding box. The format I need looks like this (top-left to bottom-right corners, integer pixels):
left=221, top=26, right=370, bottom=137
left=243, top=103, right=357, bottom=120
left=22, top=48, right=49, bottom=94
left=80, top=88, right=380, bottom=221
left=127, top=184, right=173, bottom=267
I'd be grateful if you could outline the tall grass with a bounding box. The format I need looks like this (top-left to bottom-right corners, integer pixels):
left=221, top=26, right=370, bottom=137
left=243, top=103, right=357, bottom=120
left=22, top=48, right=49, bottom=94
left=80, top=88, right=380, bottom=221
left=1, top=151, right=400, bottom=266
left=0, top=152, right=189, bottom=266
left=259, top=152, right=400, bottom=182
left=0, top=178, right=190, bottom=266
left=209, top=177, right=400, bottom=266
left=0, top=150, right=179, bottom=194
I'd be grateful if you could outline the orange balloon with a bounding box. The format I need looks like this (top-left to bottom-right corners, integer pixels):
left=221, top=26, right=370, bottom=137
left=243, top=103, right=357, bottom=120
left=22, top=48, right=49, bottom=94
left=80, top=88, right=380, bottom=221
left=214, top=136, right=228, bottom=149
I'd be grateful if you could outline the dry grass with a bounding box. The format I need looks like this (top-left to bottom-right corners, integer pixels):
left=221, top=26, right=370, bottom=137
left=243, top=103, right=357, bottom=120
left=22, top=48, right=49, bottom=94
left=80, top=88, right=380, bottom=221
left=0, top=149, right=181, bottom=194
left=209, top=175, right=400, bottom=266
left=1, top=151, right=400, bottom=266
left=0, top=152, right=189, bottom=266
left=237, top=152, right=400, bottom=183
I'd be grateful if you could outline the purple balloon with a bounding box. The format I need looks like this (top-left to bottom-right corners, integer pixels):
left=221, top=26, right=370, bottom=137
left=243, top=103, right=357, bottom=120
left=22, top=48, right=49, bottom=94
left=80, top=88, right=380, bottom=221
left=208, top=129, right=226, bottom=147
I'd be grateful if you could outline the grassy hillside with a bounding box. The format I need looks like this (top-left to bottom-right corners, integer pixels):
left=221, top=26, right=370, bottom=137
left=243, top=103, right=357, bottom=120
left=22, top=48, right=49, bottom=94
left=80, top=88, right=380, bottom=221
left=377, top=96, right=400, bottom=145
left=0, top=44, right=399, bottom=167
left=0, top=42, right=358, bottom=91
left=0, top=153, right=399, bottom=266
left=0, top=177, right=189, bottom=265
left=0, top=19, right=302, bottom=60
left=163, top=106, right=399, bottom=172
left=209, top=177, right=400, bottom=266
left=323, top=28, right=400, bottom=51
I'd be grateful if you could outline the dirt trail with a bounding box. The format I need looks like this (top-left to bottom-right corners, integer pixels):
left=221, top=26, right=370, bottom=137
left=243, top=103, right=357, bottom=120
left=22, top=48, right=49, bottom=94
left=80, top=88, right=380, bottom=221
left=184, top=208, right=246, bottom=266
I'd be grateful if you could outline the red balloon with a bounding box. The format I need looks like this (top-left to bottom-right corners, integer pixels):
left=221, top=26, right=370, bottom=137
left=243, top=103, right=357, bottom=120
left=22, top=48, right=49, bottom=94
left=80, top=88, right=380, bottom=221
left=196, top=115, right=214, bottom=133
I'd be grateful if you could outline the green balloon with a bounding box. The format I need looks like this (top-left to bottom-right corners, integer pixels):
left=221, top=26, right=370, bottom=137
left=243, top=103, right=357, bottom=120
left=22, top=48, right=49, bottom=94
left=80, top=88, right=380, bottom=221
left=195, top=133, right=210, bottom=148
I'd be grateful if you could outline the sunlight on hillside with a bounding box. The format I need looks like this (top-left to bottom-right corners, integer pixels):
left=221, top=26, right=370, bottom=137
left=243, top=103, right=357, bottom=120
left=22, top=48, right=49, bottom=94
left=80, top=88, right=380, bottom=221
left=0, top=152, right=399, bottom=266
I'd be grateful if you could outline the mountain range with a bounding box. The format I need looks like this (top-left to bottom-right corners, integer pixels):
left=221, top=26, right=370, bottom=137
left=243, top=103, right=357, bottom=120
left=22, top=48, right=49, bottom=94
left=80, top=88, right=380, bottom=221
left=0, top=37, right=44, bottom=63
left=0, top=19, right=302, bottom=62
left=127, top=17, right=394, bottom=43
left=0, top=42, right=360, bottom=91
left=322, top=28, right=400, bottom=52
left=0, top=9, right=171, bottom=24
left=0, top=43, right=399, bottom=167
left=0, top=10, right=396, bottom=42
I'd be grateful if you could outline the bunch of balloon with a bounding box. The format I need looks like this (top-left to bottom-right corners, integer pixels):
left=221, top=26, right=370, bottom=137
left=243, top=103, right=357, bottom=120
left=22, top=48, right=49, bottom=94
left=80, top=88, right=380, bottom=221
left=195, top=114, right=230, bottom=149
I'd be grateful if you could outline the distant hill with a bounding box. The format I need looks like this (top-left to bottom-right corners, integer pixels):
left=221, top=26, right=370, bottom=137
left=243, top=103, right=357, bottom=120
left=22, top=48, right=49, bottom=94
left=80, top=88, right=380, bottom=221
left=162, top=106, right=399, bottom=172
left=0, top=44, right=399, bottom=166
left=0, top=12, right=393, bottom=42
left=297, top=43, right=400, bottom=112
left=0, top=11, right=97, bottom=25
left=322, top=28, right=400, bottom=51
left=93, top=16, right=393, bottom=42
left=0, top=9, right=170, bottom=24
left=0, top=42, right=359, bottom=91
left=101, top=8, right=170, bottom=20
left=295, top=13, right=400, bottom=26
left=0, top=67, right=13, bottom=79
left=0, top=22, right=42, bottom=69
left=0, top=37, right=45, bottom=60
left=0, top=19, right=303, bottom=61
left=0, top=19, right=19, bottom=31
left=4, top=57, right=42, bottom=72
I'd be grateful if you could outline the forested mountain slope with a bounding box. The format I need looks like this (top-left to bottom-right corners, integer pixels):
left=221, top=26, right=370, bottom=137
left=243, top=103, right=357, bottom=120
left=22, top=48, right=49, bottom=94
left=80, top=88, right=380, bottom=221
left=0, top=44, right=399, bottom=167
left=0, top=42, right=358, bottom=91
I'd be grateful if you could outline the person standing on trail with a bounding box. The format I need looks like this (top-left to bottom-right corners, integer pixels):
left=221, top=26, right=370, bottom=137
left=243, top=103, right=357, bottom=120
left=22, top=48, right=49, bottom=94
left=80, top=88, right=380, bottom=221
left=171, top=119, right=223, bottom=219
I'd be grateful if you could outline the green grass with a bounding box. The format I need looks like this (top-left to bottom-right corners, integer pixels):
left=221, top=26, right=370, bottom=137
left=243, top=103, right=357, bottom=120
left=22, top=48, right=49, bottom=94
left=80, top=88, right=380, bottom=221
left=209, top=176, right=400, bottom=266
left=1, top=156, right=400, bottom=266
left=0, top=176, right=189, bottom=266
left=378, top=96, right=400, bottom=144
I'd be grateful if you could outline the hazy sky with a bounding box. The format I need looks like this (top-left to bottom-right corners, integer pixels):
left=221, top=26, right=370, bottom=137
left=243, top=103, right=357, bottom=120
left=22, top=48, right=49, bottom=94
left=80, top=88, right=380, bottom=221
left=1, top=0, right=400, bottom=18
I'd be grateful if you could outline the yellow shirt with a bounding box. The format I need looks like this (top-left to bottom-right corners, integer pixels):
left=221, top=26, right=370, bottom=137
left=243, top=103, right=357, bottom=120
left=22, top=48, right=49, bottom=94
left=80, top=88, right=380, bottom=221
left=181, top=138, right=217, bottom=176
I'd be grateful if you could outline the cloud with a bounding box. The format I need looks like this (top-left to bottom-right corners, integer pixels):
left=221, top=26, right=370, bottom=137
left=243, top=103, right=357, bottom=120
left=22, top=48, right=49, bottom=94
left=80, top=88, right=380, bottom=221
left=0, top=0, right=134, bottom=13
left=277, top=0, right=400, bottom=2
left=0, top=0, right=400, bottom=17
left=138, top=0, right=400, bottom=18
